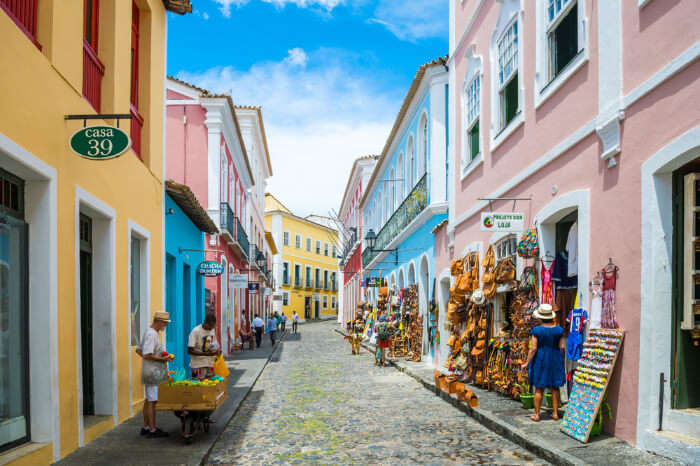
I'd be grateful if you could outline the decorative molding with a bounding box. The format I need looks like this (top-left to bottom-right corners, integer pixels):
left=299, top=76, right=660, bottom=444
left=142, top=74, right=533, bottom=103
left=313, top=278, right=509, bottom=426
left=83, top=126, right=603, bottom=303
left=596, top=111, right=625, bottom=168
left=460, top=153, right=483, bottom=181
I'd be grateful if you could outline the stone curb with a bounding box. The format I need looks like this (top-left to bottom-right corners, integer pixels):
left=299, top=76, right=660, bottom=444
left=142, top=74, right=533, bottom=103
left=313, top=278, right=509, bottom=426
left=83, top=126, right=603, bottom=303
left=200, top=332, right=288, bottom=465
left=333, top=328, right=584, bottom=466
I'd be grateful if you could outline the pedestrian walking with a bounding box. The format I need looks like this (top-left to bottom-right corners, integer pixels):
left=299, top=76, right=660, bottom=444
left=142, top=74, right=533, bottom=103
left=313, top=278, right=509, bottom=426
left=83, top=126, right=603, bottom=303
left=267, top=314, right=277, bottom=346
left=280, top=313, right=287, bottom=332
left=274, top=312, right=281, bottom=331
left=252, top=314, right=265, bottom=348
left=521, top=304, right=566, bottom=422
left=138, top=311, right=172, bottom=438
left=292, top=311, right=299, bottom=334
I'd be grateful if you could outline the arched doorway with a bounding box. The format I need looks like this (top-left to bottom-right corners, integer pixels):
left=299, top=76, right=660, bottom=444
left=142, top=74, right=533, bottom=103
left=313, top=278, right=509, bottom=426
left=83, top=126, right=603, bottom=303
left=419, top=255, right=430, bottom=355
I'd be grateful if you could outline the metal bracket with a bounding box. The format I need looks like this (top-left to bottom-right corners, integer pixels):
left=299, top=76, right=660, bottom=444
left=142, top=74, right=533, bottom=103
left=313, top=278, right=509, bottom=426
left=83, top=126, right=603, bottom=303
left=478, top=197, right=532, bottom=212
left=65, top=113, right=132, bottom=128
left=178, top=248, right=219, bottom=255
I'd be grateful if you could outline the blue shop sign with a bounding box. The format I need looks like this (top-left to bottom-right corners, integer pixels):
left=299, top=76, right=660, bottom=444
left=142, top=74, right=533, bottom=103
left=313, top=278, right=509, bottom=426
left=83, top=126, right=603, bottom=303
left=197, top=260, right=224, bottom=277
left=248, top=283, right=260, bottom=294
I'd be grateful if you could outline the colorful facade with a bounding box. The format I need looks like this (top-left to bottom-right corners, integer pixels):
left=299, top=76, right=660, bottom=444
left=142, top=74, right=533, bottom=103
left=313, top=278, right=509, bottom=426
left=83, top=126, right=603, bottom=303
left=265, top=194, right=339, bottom=321
left=0, top=0, right=190, bottom=462
left=434, top=0, right=700, bottom=461
left=165, top=77, right=254, bottom=357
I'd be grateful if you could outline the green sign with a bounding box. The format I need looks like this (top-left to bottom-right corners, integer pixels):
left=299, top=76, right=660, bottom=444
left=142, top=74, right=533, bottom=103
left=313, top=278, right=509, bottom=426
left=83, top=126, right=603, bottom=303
left=70, top=125, right=131, bottom=160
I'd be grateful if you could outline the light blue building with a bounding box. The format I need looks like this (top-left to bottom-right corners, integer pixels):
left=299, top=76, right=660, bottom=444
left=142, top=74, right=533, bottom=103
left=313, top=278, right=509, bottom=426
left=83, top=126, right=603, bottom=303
left=164, top=181, right=219, bottom=371
left=361, top=58, right=448, bottom=363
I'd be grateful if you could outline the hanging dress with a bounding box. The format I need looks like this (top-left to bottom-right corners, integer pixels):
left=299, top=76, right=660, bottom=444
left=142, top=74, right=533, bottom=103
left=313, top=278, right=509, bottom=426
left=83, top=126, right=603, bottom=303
left=590, top=281, right=602, bottom=329
left=601, top=268, right=618, bottom=328
left=540, top=259, right=555, bottom=305
left=528, top=325, right=566, bottom=389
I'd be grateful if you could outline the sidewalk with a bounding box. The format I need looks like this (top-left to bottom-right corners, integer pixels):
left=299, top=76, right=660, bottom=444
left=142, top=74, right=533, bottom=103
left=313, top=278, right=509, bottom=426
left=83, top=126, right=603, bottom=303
left=333, top=328, right=677, bottom=466
left=55, top=333, right=286, bottom=466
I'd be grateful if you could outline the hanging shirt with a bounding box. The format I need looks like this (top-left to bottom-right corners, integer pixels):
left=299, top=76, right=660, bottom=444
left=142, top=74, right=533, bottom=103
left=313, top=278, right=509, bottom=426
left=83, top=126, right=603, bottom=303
left=552, top=251, right=578, bottom=289
left=565, top=308, right=588, bottom=361
left=566, top=222, right=578, bottom=277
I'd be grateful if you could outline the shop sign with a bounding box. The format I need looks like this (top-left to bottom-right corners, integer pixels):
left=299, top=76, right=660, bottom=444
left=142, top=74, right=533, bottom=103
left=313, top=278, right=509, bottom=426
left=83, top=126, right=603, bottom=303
left=364, top=277, right=382, bottom=287
left=229, top=273, right=248, bottom=289
left=272, top=295, right=283, bottom=301
left=70, top=125, right=131, bottom=160
left=248, top=283, right=260, bottom=294
left=197, top=261, right=223, bottom=277
left=480, top=212, right=524, bottom=232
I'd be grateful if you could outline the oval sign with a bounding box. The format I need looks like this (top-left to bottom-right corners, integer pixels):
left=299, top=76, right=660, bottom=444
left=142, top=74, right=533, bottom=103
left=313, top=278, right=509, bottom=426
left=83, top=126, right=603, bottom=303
left=70, top=125, right=131, bottom=160
left=198, top=261, right=224, bottom=277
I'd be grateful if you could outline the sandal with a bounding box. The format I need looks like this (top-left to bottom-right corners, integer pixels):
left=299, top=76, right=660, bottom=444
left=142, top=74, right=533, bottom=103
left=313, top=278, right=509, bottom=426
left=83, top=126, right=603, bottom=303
left=530, top=415, right=540, bottom=422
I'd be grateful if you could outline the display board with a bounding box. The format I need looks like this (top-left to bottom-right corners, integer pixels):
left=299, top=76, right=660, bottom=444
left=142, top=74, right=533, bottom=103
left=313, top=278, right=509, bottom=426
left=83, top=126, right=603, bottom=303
left=561, top=328, right=624, bottom=443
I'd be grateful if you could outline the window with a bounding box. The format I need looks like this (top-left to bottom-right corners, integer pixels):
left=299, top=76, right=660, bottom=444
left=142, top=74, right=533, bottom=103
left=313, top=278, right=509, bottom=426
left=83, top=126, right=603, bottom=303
left=465, top=75, right=481, bottom=162
left=83, top=0, right=104, bottom=111
left=0, top=0, right=41, bottom=48
left=547, top=0, right=578, bottom=80
left=390, top=168, right=396, bottom=211
left=130, top=237, right=141, bottom=346
left=130, top=1, right=143, bottom=158
left=283, top=292, right=289, bottom=306
left=495, top=235, right=518, bottom=263
left=295, top=234, right=301, bottom=249
left=332, top=245, right=337, bottom=258
left=306, top=237, right=312, bottom=252
left=324, top=243, right=329, bottom=256
left=323, top=295, right=328, bottom=309
left=316, top=240, right=321, bottom=254
left=283, top=262, right=289, bottom=285
left=331, top=296, right=337, bottom=309
left=315, top=268, right=321, bottom=288
left=407, top=138, right=415, bottom=190
left=324, top=270, right=329, bottom=290
left=283, top=231, right=289, bottom=246
left=397, top=153, right=404, bottom=199
left=418, top=116, right=428, bottom=179
left=331, top=272, right=337, bottom=291
left=294, top=264, right=301, bottom=286
left=498, top=21, right=519, bottom=129
left=305, top=266, right=312, bottom=287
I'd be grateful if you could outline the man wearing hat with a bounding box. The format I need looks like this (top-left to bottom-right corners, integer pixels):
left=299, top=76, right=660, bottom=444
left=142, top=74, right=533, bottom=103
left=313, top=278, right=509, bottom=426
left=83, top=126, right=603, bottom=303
left=139, top=311, right=172, bottom=438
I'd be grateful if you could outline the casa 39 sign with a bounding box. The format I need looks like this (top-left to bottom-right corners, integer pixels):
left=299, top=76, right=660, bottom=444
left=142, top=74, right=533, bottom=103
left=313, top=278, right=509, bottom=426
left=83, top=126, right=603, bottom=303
left=480, top=212, right=525, bottom=232
left=70, top=125, right=131, bottom=160
left=197, top=261, right=224, bottom=277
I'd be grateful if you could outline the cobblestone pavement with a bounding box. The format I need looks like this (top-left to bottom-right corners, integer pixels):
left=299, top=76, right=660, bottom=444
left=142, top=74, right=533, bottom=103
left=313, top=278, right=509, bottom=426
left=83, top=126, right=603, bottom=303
left=206, top=322, right=548, bottom=465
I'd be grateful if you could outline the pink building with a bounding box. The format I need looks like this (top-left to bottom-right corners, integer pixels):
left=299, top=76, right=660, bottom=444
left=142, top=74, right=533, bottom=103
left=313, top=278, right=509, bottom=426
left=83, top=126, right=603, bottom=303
left=166, top=77, right=255, bottom=356
left=338, top=155, right=377, bottom=325
left=438, top=0, right=700, bottom=460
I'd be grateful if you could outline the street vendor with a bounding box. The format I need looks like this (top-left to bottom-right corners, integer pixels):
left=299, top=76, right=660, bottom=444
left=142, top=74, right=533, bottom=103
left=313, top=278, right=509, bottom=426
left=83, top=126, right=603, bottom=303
left=188, top=313, right=221, bottom=380
left=139, top=311, right=172, bottom=438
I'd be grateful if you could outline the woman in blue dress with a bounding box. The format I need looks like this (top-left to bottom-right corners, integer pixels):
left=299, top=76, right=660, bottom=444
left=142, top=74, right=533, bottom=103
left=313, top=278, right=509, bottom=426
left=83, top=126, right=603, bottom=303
left=521, top=304, right=565, bottom=421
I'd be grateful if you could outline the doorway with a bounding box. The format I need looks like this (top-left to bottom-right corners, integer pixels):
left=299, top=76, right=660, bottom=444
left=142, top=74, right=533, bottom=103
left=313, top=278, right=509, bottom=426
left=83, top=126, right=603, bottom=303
left=79, top=214, right=95, bottom=417
left=305, top=296, right=311, bottom=320
left=314, top=298, right=320, bottom=320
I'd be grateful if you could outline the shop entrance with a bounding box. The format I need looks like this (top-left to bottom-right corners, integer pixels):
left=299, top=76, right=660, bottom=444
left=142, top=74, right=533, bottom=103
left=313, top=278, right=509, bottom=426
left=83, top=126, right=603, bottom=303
left=671, top=162, right=700, bottom=410
left=554, top=211, right=578, bottom=329
left=305, top=296, right=311, bottom=320
left=0, top=170, right=29, bottom=452
left=314, top=298, right=320, bottom=320
left=79, top=214, right=95, bottom=416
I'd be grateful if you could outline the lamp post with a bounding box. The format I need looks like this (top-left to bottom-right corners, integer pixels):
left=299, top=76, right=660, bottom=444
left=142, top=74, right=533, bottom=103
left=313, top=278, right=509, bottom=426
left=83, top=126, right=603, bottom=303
left=364, top=229, right=398, bottom=265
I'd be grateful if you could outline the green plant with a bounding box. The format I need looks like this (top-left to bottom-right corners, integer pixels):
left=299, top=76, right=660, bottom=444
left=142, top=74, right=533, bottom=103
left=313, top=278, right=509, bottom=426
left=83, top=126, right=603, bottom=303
left=516, top=382, right=532, bottom=396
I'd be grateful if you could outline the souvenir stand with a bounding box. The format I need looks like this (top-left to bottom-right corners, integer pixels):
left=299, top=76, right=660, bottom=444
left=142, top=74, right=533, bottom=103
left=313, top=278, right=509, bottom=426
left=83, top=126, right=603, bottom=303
left=403, top=285, right=423, bottom=362
left=389, top=288, right=410, bottom=358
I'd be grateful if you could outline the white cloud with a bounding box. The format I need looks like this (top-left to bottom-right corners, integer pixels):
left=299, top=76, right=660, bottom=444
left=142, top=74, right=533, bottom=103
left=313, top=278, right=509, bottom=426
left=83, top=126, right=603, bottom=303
left=214, top=0, right=344, bottom=16
left=176, top=48, right=400, bottom=217
left=203, top=12, right=210, bottom=19
left=370, top=0, right=448, bottom=41
left=213, top=0, right=248, bottom=18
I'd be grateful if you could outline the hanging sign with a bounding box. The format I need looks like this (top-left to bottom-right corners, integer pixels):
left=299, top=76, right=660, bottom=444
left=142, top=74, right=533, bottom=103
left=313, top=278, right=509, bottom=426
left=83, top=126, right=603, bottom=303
left=70, top=125, right=131, bottom=160
left=364, top=277, right=382, bottom=287
left=197, top=261, right=224, bottom=277
left=248, top=283, right=260, bottom=294
left=480, top=212, right=525, bottom=232
left=229, top=274, right=248, bottom=289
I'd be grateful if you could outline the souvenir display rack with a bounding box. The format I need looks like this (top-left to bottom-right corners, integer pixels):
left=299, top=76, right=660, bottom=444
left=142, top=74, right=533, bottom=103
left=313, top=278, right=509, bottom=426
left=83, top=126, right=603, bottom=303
left=404, top=285, right=423, bottom=362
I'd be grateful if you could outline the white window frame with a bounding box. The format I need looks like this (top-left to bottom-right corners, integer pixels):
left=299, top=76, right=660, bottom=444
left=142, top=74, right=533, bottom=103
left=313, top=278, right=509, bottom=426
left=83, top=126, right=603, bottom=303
left=461, top=44, right=484, bottom=180
left=490, top=0, right=524, bottom=152
left=324, top=269, right=329, bottom=290
left=283, top=291, right=289, bottom=306
left=534, top=0, right=588, bottom=109
left=306, top=237, right=312, bottom=252
left=417, top=115, right=428, bottom=180
left=323, top=295, right=328, bottom=309
left=283, top=261, right=290, bottom=285
left=315, top=240, right=321, bottom=254
left=397, top=152, right=405, bottom=200
left=294, top=263, right=302, bottom=287
left=295, top=234, right=301, bottom=249
left=406, top=136, right=415, bottom=191
left=305, top=265, right=312, bottom=288
left=324, top=242, right=329, bottom=256
left=315, top=267, right=321, bottom=288
left=332, top=245, right=337, bottom=258
left=283, top=231, right=289, bottom=246
left=331, top=296, right=337, bottom=310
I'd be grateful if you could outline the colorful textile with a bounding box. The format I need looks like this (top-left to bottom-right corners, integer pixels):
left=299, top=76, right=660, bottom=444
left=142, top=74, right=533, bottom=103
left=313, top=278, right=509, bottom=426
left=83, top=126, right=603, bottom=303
left=566, top=308, right=588, bottom=361
left=601, top=268, right=618, bottom=328
left=540, top=259, right=554, bottom=305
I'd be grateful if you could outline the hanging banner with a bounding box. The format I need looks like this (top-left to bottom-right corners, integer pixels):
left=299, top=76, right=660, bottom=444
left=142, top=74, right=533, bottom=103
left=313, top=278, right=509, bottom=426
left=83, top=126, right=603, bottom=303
left=229, top=274, right=248, bottom=289
left=480, top=212, right=525, bottom=232
left=197, top=261, right=224, bottom=277
left=248, top=283, right=260, bottom=294
left=70, top=125, right=131, bottom=160
left=364, top=277, right=382, bottom=287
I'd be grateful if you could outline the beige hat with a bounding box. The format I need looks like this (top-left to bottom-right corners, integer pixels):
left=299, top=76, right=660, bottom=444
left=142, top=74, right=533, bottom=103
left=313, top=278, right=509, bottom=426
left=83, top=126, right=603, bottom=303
left=470, top=289, right=486, bottom=305
left=153, top=311, right=171, bottom=323
left=533, top=304, right=555, bottom=320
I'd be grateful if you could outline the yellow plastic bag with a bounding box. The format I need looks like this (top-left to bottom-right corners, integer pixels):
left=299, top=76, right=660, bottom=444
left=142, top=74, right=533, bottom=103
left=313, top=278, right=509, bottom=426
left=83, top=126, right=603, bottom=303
left=214, top=355, right=229, bottom=378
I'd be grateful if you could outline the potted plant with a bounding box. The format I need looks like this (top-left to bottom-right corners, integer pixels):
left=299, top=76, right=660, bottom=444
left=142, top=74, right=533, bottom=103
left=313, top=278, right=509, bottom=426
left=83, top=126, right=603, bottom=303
left=518, top=383, right=534, bottom=409
left=590, top=395, right=613, bottom=437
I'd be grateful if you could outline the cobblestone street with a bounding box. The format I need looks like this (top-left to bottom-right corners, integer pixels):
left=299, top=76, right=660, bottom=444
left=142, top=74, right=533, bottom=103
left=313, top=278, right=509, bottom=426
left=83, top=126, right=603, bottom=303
left=206, top=322, right=547, bottom=465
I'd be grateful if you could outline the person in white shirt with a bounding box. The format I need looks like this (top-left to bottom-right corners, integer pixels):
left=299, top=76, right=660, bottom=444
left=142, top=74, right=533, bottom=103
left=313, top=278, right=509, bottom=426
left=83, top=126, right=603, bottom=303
left=292, top=311, right=299, bottom=334
left=139, top=311, right=172, bottom=438
left=252, top=314, right=265, bottom=348
left=280, top=313, right=287, bottom=332
left=188, top=313, right=220, bottom=380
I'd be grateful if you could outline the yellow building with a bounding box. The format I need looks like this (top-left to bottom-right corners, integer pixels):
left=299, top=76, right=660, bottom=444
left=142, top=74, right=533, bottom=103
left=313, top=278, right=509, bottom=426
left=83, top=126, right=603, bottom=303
left=264, top=194, right=339, bottom=321
left=0, top=1, right=190, bottom=463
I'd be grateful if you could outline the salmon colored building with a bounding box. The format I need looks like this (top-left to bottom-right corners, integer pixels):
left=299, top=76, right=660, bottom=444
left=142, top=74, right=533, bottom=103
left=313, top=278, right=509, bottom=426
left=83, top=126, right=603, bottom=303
left=435, top=0, right=700, bottom=461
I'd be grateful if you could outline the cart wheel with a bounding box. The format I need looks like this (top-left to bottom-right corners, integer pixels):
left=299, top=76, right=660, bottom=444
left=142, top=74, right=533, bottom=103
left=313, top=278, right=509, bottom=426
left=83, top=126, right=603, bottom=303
left=184, top=435, right=193, bottom=445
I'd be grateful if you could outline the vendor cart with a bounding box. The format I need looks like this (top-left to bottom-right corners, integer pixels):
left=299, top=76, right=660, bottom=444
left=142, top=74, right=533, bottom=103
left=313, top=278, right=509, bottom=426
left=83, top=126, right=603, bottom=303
left=156, top=379, right=228, bottom=443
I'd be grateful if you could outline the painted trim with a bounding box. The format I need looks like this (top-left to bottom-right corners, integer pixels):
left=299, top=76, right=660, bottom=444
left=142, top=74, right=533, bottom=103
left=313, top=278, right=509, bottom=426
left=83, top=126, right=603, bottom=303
left=461, top=241, right=483, bottom=257
left=448, top=0, right=488, bottom=66
left=74, top=186, right=118, bottom=447
left=460, top=153, right=483, bottom=181
left=638, top=126, right=700, bottom=464
left=126, top=220, right=151, bottom=417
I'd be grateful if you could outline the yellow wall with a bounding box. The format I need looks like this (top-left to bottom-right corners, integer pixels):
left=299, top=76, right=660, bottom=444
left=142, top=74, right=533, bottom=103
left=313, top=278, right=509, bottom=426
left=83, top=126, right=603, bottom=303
left=0, top=0, right=167, bottom=461
left=264, top=206, right=339, bottom=320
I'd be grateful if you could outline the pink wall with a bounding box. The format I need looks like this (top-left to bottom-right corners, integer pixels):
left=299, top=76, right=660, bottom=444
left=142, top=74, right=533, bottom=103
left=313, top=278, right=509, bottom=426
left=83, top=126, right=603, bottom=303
left=445, top=0, right=700, bottom=445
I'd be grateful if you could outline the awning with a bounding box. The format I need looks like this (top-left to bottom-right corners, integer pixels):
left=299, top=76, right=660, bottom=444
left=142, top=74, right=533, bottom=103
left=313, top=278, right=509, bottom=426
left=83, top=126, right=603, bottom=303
left=165, top=180, right=218, bottom=234
left=162, top=0, right=192, bottom=15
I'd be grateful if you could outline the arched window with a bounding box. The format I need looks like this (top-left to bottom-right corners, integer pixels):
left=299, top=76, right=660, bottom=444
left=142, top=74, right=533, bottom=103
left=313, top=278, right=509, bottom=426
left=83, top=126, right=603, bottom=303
left=377, top=192, right=382, bottom=228
left=385, top=184, right=391, bottom=222
left=397, top=153, right=404, bottom=200
left=419, top=114, right=428, bottom=178
left=390, top=168, right=396, bottom=211
left=407, top=136, right=415, bottom=190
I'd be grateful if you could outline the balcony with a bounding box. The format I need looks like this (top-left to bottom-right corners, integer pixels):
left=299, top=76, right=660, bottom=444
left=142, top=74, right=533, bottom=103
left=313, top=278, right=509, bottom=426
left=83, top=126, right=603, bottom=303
left=252, top=244, right=265, bottom=273
left=220, top=202, right=249, bottom=261
left=130, top=105, right=143, bottom=159
left=1, top=0, right=41, bottom=49
left=362, top=173, right=428, bottom=268
left=82, top=40, right=104, bottom=111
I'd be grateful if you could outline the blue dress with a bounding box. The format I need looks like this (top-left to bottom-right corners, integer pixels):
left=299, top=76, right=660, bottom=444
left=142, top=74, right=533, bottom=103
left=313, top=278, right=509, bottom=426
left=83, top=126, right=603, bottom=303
left=528, top=325, right=566, bottom=389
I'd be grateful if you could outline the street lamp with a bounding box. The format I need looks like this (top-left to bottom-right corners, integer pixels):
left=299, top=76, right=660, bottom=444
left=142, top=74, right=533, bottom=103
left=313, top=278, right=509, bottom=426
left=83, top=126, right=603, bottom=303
left=255, top=251, right=266, bottom=270
left=364, top=229, right=398, bottom=265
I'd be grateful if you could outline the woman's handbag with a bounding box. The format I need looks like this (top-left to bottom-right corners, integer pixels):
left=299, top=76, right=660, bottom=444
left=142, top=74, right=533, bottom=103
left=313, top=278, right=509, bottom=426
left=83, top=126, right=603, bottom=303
left=517, top=226, right=540, bottom=258
left=456, top=273, right=473, bottom=294
left=450, top=258, right=464, bottom=276
left=482, top=245, right=495, bottom=269
left=483, top=279, right=497, bottom=299
left=495, top=258, right=516, bottom=283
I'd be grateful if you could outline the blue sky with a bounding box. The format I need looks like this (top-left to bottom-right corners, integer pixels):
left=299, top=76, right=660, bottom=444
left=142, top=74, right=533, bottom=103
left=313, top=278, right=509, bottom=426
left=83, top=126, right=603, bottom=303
left=168, top=0, right=448, bottom=217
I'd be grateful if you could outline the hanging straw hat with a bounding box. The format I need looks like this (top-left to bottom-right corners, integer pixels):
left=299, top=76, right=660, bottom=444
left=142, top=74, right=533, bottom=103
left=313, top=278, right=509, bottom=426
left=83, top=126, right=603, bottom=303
left=470, top=289, right=486, bottom=305
left=533, top=304, right=555, bottom=320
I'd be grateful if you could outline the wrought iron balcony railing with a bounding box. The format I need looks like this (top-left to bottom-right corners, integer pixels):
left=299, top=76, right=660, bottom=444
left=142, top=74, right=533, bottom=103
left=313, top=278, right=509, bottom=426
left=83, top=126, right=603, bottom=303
left=362, top=173, right=428, bottom=267
left=235, top=215, right=249, bottom=259
left=220, top=202, right=235, bottom=239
